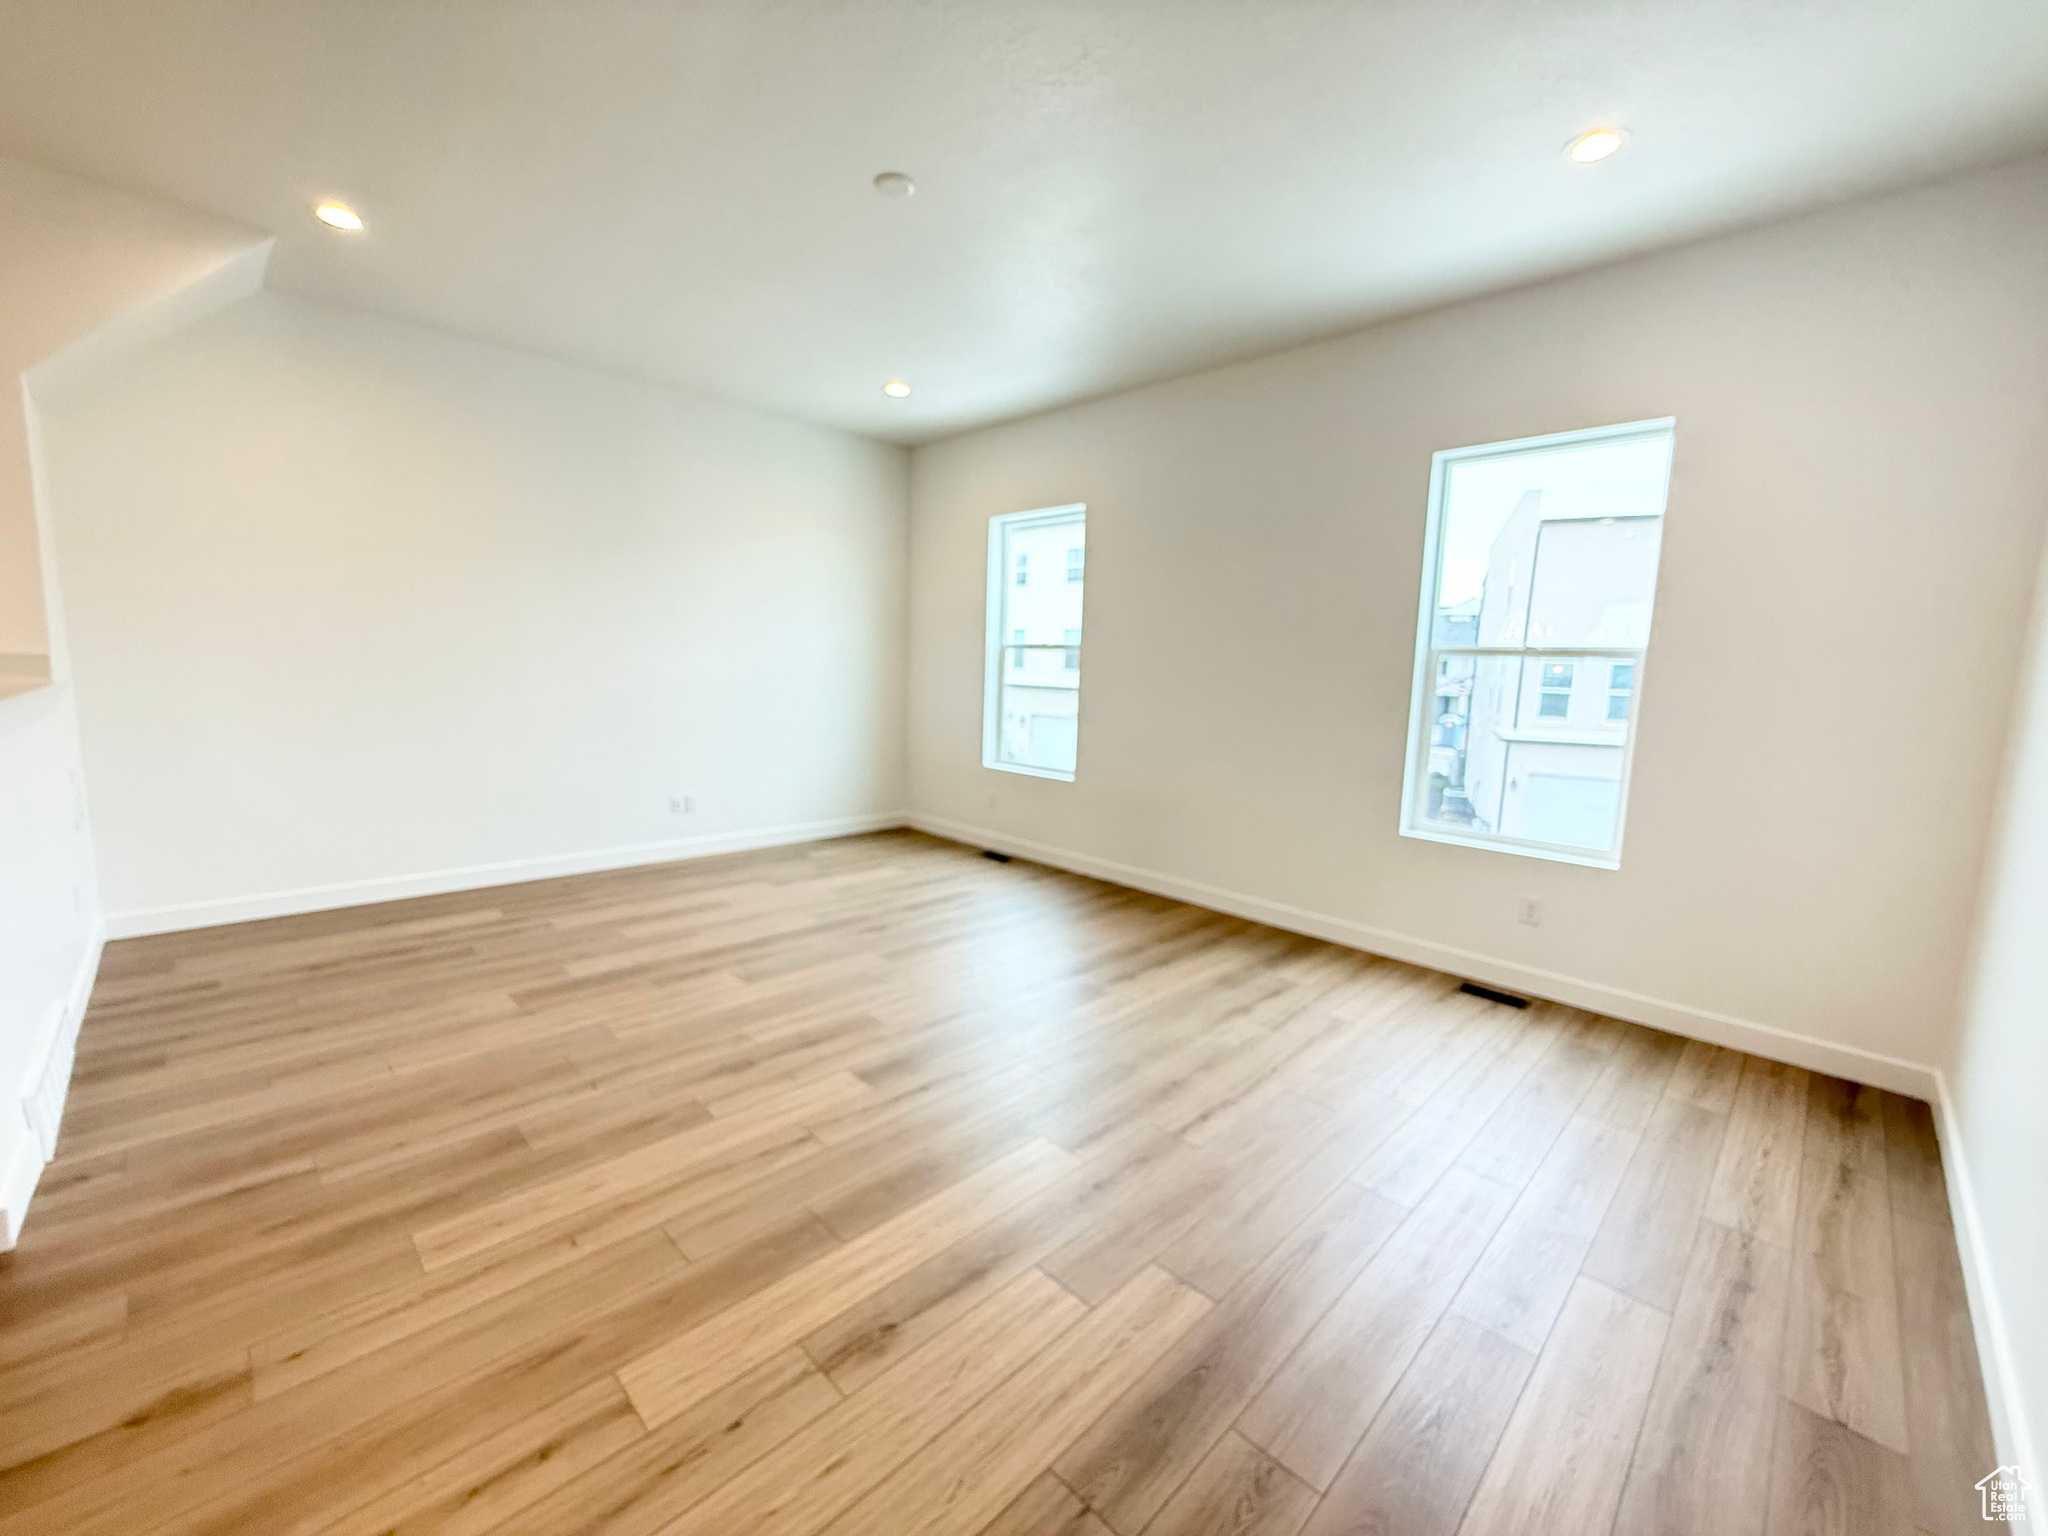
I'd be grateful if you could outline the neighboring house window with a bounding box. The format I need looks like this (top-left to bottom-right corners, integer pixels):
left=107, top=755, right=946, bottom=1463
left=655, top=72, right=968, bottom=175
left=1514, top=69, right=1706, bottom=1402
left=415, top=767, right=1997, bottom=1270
left=1608, top=660, right=1635, bottom=720
left=1401, top=419, right=1673, bottom=866
left=986, top=505, right=1086, bottom=780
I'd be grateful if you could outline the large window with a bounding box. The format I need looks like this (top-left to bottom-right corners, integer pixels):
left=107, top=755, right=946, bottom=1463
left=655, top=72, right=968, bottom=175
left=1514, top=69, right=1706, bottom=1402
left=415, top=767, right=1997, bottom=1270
left=1401, top=419, right=1674, bottom=867
left=985, top=504, right=1086, bottom=779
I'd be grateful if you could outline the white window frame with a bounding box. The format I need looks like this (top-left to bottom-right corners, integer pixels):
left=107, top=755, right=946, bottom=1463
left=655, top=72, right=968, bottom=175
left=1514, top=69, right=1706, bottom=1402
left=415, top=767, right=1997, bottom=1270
left=1398, top=417, right=1675, bottom=869
left=984, top=503, right=1086, bottom=781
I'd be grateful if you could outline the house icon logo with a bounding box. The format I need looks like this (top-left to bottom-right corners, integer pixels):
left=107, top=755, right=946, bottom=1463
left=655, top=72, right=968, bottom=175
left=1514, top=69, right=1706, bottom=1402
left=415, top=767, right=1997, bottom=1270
left=1977, top=1465, right=2030, bottom=1523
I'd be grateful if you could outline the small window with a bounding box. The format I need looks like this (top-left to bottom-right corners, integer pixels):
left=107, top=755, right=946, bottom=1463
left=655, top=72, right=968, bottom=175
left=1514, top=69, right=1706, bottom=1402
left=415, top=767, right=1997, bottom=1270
left=1401, top=419, right=1673, bottom=866
left=1536, top=660, right=1574, bottom=719
left=986, top=505, right=1086, bottom=779
left=1607, top=660, right=1635, bottom=721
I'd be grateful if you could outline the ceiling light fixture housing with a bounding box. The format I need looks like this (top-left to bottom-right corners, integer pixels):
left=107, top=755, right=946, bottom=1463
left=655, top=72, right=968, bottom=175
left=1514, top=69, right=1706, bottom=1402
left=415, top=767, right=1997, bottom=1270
left=882, top=379, right=912, bottom=398
left=872, top=172, right=916, bottom=199
left=313, top=201, right=364, bottom=230
left=1566, top=128, right=1626, bottom=163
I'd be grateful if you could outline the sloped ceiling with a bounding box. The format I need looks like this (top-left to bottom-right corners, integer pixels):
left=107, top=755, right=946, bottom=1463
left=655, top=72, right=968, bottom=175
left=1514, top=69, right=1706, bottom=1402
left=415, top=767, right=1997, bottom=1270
left=0, top=0, right=2043, bottom=443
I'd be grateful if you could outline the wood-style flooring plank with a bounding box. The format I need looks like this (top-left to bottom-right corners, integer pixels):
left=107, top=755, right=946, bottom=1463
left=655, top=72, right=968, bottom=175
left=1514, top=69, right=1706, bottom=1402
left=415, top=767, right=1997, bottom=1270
left=1666, top=1039, right=1746, bottom=1114
left=815, top=1266, right=1211, bottom=1536
left=487, top=1348, right=843, bottom=1536
left=1763, top=1399, right=1915, bottom=1536
left=976, top=1472, right=1113, bottom=1536
left=1300, top=1314, right=1535, bottom=1536
left=794, top=1125, right=1166, bottom=1396
left=1893, top=1212, right=2001, bottom=1536
left=1237, top=1167, right=1516, bottom=1490
left=1453, top=1277, right=1669, bottom=1536
left=1610, top=1219, right=1791, bottom=1536
left=1143, top=1430, right=1319, bottom=1536
left=617, top=1137, right=1074, bottom=1427
left=1783, top=1152, right=1909, bottom=1454
left=1581, top=1094, right=1729, bottom=1311
left=1054, top=1181, right=1403, bottom=1532
left=1449, top=1112, right=1637, bottom=1353
left=1704, top=1057, right=1809, bottom=1247
left=317, top=1375, right=646, bottom=1536
left=662, top=1267, right=1085, bottom=1536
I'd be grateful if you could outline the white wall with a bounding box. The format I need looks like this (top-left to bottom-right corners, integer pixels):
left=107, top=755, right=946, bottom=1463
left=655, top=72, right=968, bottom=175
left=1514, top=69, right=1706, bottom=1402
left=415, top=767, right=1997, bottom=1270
left=0, top=157, right=261, bottom=657
left=0, top=158, right=265, bottom=1244
left=38, top=291, right=908, bottom=930
left=1948, top=529, right=2048, bottom=1482
left=907, top=155, right=2048, bottom=1087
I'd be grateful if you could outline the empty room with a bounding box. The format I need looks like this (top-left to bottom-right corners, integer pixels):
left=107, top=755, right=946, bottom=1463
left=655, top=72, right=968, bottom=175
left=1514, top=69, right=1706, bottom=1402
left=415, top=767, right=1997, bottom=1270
left=1, top=3, right=2044, bottom=1534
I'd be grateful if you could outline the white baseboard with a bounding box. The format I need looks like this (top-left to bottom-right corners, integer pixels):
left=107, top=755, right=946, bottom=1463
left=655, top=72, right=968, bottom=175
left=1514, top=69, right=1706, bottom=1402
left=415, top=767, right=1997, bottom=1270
left=104, top=812, right=910, bottom=939
left=1931, top=1075, right=2038, bottom=1489
left=908, top=812, right=1942, bottom=1099
left=0, top=1110, right=41, bottom=1251
left=1, top=914, right=104, bottom=1251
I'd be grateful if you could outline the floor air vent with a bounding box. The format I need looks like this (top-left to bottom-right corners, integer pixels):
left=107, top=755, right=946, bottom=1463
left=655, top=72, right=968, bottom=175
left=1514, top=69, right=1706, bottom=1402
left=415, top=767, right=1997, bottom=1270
left=1459, top=981, right=1531, bottom=1008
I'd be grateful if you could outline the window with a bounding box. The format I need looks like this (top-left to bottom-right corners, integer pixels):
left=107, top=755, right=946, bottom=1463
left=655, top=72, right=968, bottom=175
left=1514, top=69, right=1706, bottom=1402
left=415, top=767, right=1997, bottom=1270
left=1401, top=418, right=1673, bottom=866
left=1608, top=660, right=1635, bottom=721
left=986, top=505, right=1086, bottom=779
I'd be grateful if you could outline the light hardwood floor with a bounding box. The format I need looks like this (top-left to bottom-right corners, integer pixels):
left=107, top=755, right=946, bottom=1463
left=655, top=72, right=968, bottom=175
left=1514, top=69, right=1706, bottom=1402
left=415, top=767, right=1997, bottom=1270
left=0, top=830, right=2005, bottom=1535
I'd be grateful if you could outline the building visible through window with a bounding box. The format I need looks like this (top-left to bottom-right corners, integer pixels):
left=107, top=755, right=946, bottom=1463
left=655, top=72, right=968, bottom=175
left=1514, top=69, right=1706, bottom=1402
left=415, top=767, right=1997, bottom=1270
left=985, top=506, right=1086, bottom=779
left=1402, top=420, right=1673, bottom=864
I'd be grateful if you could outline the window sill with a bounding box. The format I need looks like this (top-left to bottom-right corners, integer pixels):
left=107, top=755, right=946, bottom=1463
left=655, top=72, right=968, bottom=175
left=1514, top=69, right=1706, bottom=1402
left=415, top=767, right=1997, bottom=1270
left=1400, top=823, right=1621, bottom=870
left=983, top=759, right=1075, bottom=783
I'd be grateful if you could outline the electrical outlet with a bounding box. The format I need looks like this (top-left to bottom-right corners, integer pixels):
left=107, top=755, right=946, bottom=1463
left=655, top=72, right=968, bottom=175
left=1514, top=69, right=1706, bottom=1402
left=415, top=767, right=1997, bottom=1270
left=1519, top=896, right=1543, bottom=927
left=668, top=794, right=696, bottom=816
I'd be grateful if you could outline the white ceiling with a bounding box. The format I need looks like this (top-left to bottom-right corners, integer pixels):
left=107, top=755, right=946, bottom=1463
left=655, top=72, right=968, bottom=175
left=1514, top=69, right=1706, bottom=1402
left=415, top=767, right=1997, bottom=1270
left=1, top=1, right=2044, bottom=444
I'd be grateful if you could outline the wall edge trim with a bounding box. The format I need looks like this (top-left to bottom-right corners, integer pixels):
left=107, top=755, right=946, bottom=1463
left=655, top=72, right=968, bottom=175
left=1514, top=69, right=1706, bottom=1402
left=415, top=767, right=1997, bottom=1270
left=1931, top=1071, right=2038, bottom=1488
left=103, top=812, right=910, bottom=939
left=1, top=912, right=103, bottom=1251
left=908, top=811, right=1942, bottom=1097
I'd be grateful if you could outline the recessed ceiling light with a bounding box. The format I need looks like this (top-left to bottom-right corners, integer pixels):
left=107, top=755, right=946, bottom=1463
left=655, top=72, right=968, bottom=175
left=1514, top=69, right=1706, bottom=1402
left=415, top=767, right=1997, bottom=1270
left=872, top=172, right=916, bottom=199
left=882, top=379, right=912, bottom=398
left=1566, top=128, right=1626, bottom=163
left=313, top=201, right=364, bottom=231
